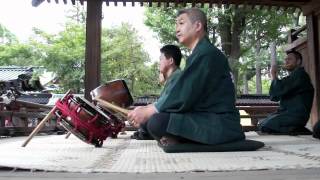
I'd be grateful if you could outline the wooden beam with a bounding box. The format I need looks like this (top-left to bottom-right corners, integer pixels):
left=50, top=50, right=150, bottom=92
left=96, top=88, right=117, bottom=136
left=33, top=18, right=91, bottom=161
left=43, top=0, right=310, bottom=8
left=166, top=0, right=170, bottom=7
left=175, top=0, right=179, bottom=8
left=284, top=37, right=307, bottom=51
left=302, top=0, right=320, bottom=15
left=259, top=5, right=264, bottom=10
left=84, top=0, right=102, bottom=100
left=306, top=14, right=320, bottom=126
left=209, top=0, right=213, bottom=8
left=191, top=0, right=196, bottom=7
left=63, top=0, right=67, bottom=4
left=71, top=0, right=75, bottom=5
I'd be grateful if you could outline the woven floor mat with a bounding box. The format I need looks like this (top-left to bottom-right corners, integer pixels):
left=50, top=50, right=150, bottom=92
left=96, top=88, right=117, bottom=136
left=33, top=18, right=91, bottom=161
left=0, top=132, right=320, bottom=173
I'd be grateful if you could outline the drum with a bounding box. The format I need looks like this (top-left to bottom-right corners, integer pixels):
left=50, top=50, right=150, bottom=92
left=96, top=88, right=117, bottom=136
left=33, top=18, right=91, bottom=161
left=54, top=93, right=125, bottom=147
left=90, top=79, right=133, bottom=108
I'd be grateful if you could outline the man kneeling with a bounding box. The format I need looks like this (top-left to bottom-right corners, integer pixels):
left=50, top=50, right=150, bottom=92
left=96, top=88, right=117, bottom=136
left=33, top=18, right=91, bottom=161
left=258, top=50, right=314, bottom=134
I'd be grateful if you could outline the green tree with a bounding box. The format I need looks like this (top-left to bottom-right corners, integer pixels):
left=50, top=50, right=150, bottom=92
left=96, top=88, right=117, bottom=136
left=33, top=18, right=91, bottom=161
left=0, top=24, right=38, bottom=66
left=0, top=23, right=17, bottom=44
left=30, top=21, right=157, bottom=96
left=30, top=23, right=86, bottom=93
left=101, top=23, right=157, bottom=96
left=239, top=8, right=301, bottom=94
left=0, top=43, right=37, bottom=66
left=144, top=5, right=299, bottom=94
left=1, top=6, right=162, bottom=96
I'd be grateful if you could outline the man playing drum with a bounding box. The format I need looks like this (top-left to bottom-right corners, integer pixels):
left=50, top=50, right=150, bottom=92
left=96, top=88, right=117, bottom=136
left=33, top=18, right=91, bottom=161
left=258, top=50, right=314, bottom=134
left=131, top=44, right=182, bottom=140
left=128, top=8, right=244, bottom=146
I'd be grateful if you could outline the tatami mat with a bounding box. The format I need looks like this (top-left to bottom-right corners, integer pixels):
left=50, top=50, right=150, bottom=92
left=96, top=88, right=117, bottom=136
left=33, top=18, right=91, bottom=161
left=0, top=132, right=320, bottom=173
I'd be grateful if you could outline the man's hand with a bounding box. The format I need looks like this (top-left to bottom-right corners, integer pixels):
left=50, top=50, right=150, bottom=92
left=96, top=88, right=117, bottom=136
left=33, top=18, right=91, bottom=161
left=159, top=73, right=166, bottom=84
left=270, top=64, right=278, bottom=80
left=127, top=104, right=157, bottom=127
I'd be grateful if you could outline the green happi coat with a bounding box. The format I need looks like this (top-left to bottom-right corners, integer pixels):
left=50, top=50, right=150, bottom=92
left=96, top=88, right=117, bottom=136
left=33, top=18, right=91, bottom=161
left=259, top=67, right=314, bottom=133
left=155, top=37, right=245, bottom=145
left=159, top=68, right=181, bottom=98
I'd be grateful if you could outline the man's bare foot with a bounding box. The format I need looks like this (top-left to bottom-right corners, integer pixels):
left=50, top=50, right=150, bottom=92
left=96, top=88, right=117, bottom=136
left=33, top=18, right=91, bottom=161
left=159, top=136, right=180, bottom=146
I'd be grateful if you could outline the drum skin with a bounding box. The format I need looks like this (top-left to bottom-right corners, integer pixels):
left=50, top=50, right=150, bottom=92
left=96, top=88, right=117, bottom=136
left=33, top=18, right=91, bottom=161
left=90, top=79, right=133, bottom=108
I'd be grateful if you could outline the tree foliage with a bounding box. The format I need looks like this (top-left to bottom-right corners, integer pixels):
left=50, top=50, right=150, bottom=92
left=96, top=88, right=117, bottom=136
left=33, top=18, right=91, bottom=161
left=0, top=7, right=162, bottom=97
left=101, top=23, right=159, bottom=96
left=144, top=5, right=301, bottom=94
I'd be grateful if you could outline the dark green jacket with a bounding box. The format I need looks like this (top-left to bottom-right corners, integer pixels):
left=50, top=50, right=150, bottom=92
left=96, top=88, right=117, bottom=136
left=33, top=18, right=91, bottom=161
left=159, top=68, right=181, bottom=98
left=270, top=67, right=314, bottom=117
left=267, top=67, right=314, bottom=127
left=259, top=67, right=314, bottom=132
left=155, top=37, right=245, bottom=145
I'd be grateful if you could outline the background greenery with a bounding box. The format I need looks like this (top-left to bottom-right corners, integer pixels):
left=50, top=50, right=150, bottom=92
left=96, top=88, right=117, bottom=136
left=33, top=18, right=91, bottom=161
left=0, top=4, right=304, bottom=97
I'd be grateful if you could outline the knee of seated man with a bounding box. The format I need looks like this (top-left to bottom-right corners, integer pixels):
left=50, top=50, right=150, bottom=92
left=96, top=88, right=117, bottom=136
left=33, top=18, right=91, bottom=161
left=146, top=115, right=160, bottom=133
left=145, top=114, right=162, bottom=139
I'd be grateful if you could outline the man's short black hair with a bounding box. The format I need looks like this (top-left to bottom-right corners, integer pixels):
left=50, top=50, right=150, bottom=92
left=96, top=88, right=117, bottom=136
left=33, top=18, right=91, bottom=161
left=160, top=45, right=182, bottom=67
left=287, top=50, right=303, bottom=65
left=177, top=8, right=208, bottom=33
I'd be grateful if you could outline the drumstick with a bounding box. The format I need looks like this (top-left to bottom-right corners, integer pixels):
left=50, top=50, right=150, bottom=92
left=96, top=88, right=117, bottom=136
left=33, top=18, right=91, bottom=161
left=65, top=132, right=72, bottom=139
left=21, top=90, right=71, bottom=147
left=93, top=97, right=130, bottom=115
left=21, top=107, right=56, bottom=147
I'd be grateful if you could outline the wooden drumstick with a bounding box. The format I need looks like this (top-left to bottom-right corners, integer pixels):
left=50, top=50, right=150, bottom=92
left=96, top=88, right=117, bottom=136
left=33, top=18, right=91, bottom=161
left=21, top=90, right=71, bottom=147
left=65, top=132, right=72, bottom=139
left=21, top=107, right=56, bottom=147
left=93, top=97, right=130, bottom=115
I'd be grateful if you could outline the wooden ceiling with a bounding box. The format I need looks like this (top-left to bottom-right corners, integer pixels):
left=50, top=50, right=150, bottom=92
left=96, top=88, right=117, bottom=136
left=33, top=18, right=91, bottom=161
left=41, top=0, right=310, bottom=8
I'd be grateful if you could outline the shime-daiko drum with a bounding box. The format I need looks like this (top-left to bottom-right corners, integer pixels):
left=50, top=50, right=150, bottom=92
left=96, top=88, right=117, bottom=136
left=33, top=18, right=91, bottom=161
left=54, top=80, right=133, bottom=147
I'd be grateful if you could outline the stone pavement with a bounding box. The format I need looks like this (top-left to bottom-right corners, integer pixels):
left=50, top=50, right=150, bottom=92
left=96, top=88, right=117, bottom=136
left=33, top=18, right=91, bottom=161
left=0, top=131, right=320, bottom=174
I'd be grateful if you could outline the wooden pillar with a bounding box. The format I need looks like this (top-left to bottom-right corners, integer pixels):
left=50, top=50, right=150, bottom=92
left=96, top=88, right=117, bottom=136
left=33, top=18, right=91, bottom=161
left=84, top=0, right=102, bottom=100
left=303, top=1, right=320, bottom=126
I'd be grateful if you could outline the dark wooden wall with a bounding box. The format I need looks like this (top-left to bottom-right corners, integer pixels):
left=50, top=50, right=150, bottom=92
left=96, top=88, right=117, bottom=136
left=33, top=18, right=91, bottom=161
left=302, top=0, right=320, bottom=126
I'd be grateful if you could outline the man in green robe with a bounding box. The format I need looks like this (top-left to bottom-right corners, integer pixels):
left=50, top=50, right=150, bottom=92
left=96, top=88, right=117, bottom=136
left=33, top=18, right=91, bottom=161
left=258, top=50, right=314, bottom=134
left=128, top=8, right=245, bottom=145
left=131, top=44, right=182, bottom=140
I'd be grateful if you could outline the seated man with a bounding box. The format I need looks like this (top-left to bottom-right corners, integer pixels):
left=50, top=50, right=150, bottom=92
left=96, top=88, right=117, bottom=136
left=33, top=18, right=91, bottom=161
left=131, top=44, right=182, bottom=140
left=128, top=8, right=245, bottom=146
left=258, top=50, right=314, bottom=134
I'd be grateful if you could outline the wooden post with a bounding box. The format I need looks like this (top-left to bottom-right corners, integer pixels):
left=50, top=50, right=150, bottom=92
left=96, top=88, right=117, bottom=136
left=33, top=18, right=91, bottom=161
left=306, top=14, right=320, bottom=126
left=84, top=0, right=102, bottom=100
left=302, top=0, right=320, bottom=126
